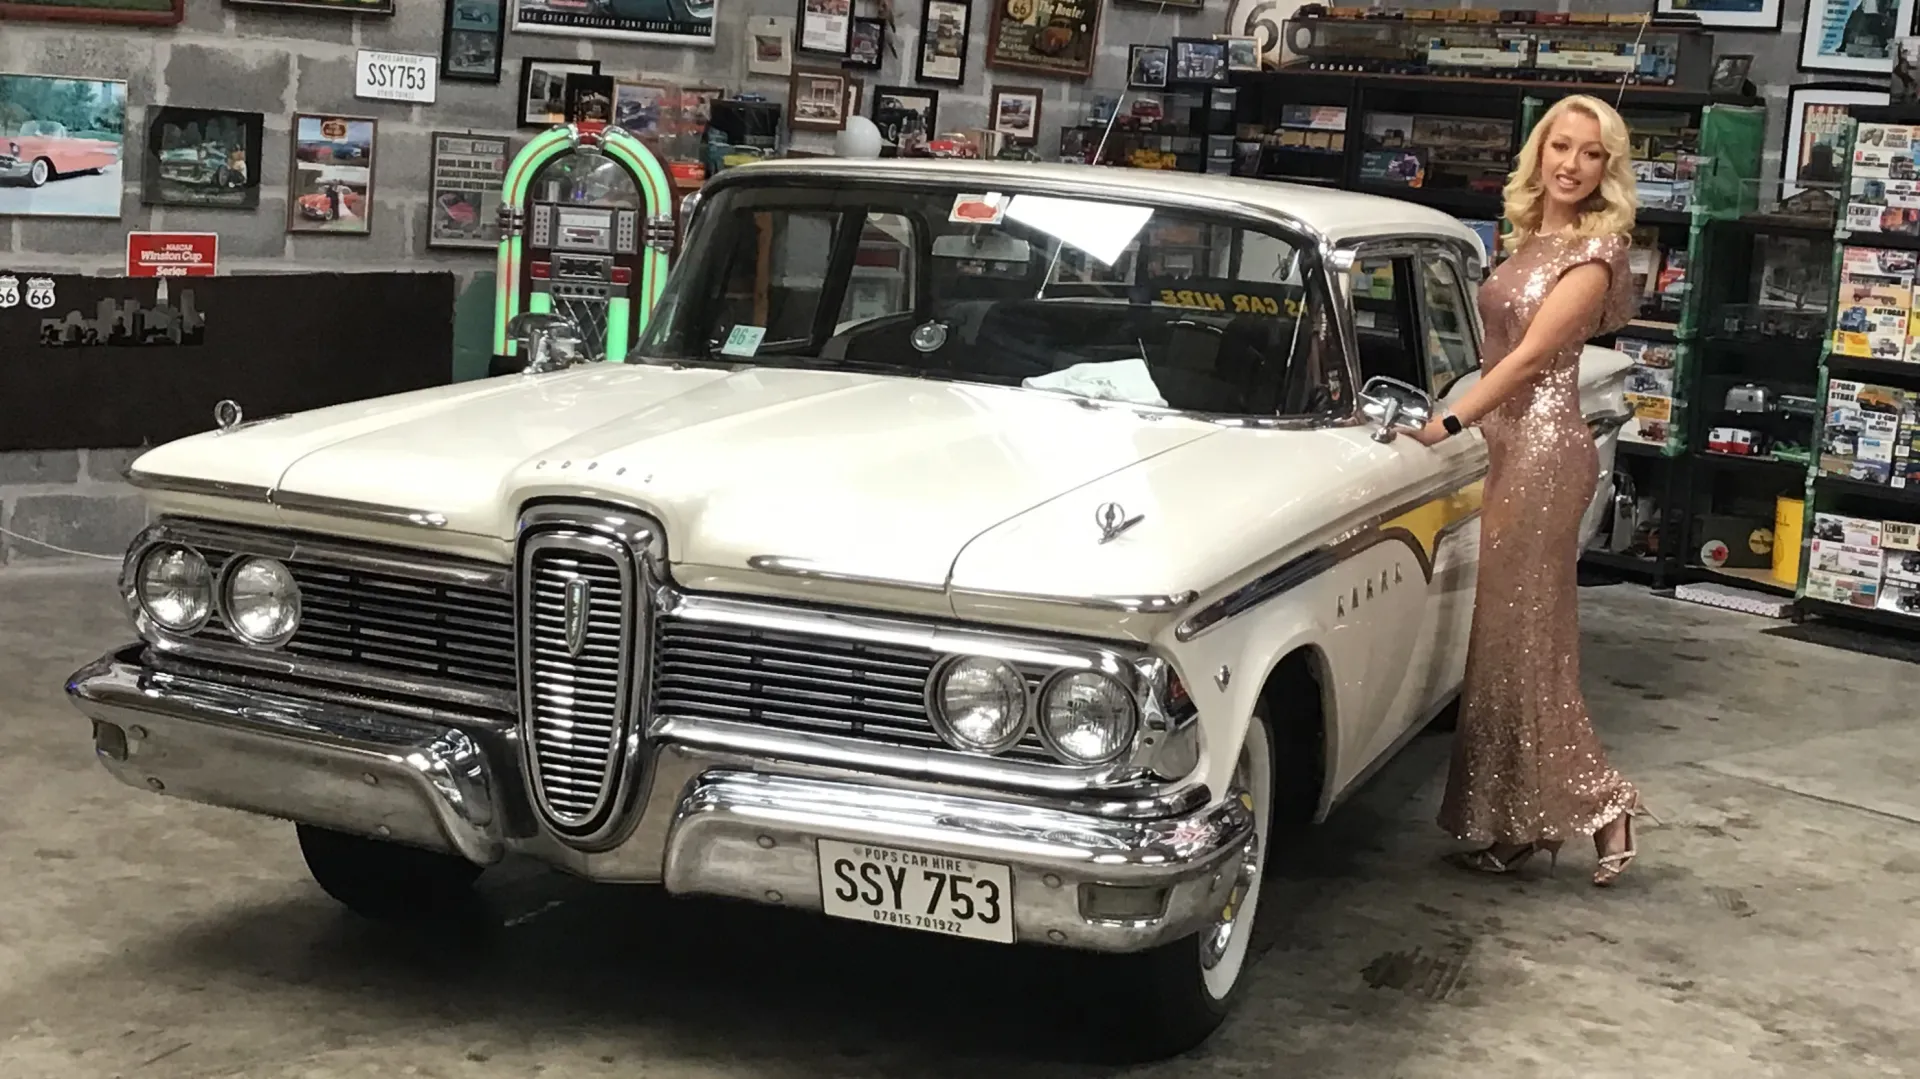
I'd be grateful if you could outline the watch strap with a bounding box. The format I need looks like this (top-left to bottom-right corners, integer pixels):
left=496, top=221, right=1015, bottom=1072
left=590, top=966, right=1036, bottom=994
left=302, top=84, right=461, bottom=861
left=1442, top=413, right=1463, bottom=436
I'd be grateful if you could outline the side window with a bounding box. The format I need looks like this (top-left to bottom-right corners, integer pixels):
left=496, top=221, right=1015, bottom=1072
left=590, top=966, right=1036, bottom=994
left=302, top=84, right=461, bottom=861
left=836, top=212, right=917, bottom=332
left=1416, top=254, right=1479, bottom=395
left=1347, top=254, right=1424, bottom=391
left=715, top=210, right=840, bottom=347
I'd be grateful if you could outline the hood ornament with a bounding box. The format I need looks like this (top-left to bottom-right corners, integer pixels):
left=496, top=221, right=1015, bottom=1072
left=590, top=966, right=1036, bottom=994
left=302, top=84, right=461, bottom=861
left=213, top=399, right=244, bottom=433
left=1096, top=501, right=1143, bottom=544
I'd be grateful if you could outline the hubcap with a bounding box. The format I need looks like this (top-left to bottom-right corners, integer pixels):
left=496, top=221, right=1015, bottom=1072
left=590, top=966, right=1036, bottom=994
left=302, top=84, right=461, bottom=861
left=1198, top=718, right=1271, bottom=999
left=30, top=160, right=48, bottom=185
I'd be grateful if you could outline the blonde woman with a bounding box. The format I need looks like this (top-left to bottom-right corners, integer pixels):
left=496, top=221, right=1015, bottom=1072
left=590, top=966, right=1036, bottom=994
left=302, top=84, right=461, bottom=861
left=1406, top=94, right=1654, bottom=885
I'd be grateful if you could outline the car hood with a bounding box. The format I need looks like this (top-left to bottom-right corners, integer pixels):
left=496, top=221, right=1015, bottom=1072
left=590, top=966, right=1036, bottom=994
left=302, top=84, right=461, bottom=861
left=133, top=365, right=1221, bottom=598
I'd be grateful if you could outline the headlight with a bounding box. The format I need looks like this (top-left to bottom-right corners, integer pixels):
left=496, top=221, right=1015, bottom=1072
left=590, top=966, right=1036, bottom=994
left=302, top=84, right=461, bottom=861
left=224, top=557, right=301, bottom=646
left=1039, top=671, right=1138, bottom=765
left=135, top=545, right=212, bottom=632
left=931, top=656, right=1029, bottom=752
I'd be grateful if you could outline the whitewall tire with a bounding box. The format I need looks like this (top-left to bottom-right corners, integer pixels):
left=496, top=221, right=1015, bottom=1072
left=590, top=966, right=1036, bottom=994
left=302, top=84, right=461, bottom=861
left=1089, top=712, right=1274, bottom=1062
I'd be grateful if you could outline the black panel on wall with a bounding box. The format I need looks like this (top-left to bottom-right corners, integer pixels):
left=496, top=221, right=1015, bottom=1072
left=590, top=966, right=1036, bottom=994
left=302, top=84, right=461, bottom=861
left=0, top=272, right=455, bottom=453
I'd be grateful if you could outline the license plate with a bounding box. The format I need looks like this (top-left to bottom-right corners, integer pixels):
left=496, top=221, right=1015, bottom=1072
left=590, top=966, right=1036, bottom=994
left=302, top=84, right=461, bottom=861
left=816, top=839, right=1015, bottom=944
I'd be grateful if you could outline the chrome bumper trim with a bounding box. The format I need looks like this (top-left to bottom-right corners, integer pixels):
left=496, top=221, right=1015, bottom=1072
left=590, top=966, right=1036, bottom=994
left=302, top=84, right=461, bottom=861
left=66, top=646, right=506, bottom=865
left=664, top=769, right=1250, bottom=951
left=66, top=647, right=1248, bottom=953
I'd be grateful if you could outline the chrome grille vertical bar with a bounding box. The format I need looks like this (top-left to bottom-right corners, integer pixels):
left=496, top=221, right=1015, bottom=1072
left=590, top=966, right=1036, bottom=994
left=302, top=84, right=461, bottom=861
left=516, top=514, right=650, bottom=845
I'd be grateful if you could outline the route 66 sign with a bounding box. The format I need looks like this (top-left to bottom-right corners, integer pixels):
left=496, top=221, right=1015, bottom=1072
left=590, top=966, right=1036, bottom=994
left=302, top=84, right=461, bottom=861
left=23, top=277, right=55, bottom=310
left=0, top=275, right=17, bottom=309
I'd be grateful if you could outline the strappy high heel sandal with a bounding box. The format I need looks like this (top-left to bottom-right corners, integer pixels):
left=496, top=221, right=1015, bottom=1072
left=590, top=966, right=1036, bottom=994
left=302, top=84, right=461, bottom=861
left=1445, top=839, right=1563, bottom=876
left=1593, top=797, right=1662, bottom=887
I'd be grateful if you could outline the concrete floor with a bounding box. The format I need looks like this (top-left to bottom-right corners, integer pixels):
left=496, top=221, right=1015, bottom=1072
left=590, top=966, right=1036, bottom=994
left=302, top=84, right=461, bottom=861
left=4, top=566, right=1918, bottom=1079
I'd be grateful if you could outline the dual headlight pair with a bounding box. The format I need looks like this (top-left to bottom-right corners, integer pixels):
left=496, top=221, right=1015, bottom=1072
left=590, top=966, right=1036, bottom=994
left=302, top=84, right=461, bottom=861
left=931, top=656, right=1138, bottom=766
left=135, top=544, right=302, bottom=647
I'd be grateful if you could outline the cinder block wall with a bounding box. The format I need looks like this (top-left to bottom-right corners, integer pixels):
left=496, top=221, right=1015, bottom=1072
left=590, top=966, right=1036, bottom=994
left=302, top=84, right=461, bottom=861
left=0, top=0, right=1841, bottom=567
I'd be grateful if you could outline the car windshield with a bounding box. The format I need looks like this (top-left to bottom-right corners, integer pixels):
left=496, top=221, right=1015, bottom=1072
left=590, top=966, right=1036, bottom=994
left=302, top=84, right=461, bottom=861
left=631, top=178, right=1342, bottom=418
left=18, top=121, right=65, bottom=137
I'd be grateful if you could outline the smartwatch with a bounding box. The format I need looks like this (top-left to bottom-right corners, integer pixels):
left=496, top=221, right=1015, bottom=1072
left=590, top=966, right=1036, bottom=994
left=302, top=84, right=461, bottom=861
left=1441, top=412, right=1463, bottom=437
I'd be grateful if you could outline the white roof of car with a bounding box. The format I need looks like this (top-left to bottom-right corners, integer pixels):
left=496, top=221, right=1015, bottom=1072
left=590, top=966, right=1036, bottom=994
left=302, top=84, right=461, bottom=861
left=725, top=157, right=1487, bottom=254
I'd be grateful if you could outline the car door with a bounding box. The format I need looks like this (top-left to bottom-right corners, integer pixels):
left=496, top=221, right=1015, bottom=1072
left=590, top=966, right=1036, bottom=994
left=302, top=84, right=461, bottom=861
left=1410, top=245, right=1491, bottom=721
left=1339, top=245, right=1478, bottom=765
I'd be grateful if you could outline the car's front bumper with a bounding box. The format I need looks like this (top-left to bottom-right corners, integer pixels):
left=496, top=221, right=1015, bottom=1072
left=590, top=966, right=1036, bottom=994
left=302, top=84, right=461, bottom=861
left=0, top=156, right=31, bottom=180
left=67, top=645, right=1251, bottom=953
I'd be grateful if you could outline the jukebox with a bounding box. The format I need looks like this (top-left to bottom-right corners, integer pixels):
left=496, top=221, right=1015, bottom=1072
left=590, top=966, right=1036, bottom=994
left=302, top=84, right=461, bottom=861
left=491, top=121, right=677, bottom=373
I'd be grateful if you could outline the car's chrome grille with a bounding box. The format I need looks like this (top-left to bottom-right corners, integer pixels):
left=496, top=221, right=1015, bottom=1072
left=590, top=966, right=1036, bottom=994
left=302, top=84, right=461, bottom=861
left=517, top=534, right=640, bottom=837
left=651, top=618, right=1055, bottom=762
left=194, top=546, right=516, bottom=690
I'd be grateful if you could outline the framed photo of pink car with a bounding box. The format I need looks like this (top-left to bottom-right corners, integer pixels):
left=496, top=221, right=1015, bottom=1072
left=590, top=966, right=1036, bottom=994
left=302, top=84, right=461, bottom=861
left=427, top=131, right=509, bottom=250
left=0, top=71, right=128, bottom=219
left=989, top=85, right=1041, bottom=145
left=286, top=113, right=377, bottom=235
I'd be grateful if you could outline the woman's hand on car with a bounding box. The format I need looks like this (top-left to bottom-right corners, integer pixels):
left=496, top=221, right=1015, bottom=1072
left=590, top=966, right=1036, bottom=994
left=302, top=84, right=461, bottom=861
left=1403, top=418, right=1451, bottom=447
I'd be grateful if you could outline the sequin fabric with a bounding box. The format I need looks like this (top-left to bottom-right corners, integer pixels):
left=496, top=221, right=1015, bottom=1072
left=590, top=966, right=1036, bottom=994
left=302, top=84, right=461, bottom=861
left=1437, top=231, right=1640, bottom=846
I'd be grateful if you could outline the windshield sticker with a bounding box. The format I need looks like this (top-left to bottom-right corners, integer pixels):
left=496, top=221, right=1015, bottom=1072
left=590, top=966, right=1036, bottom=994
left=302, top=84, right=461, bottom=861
left=721, top=325, right=767, bottom=357
left=950, top=193, right=1009, bottom=225
left=1156, top=287, right=1304, bottom=318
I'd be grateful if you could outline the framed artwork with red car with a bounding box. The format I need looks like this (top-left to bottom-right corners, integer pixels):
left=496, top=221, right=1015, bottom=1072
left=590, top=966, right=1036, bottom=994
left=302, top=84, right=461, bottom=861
left=286, top=113, right=377, bottom=236
left=0, top=0, right=182, bottom=23
left=427, top=131, right=510, bottom=250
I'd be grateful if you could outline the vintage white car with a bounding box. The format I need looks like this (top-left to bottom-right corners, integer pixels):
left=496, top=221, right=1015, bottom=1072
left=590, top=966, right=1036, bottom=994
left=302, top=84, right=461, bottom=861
left=67, top=159, right=1631, bottom=1059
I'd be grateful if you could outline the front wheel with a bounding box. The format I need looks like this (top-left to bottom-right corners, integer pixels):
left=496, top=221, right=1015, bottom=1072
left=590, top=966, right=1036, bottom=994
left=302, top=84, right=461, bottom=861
left=28, top=158, right=51, bottom=187
left=296, top=823, right=483, bottom=922
left=1089, top=713, right=1274, bottom=1062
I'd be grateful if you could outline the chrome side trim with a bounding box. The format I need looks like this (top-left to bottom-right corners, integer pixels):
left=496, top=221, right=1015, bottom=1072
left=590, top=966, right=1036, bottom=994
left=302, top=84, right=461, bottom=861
left=124, top=472, right=450, bottom=530
left=955, top=589, right=1201, bottom=614
left=272, top=490, right=450, bottom=530
left=1586, top=408, right=1633, bottom=436
left=745, top=555, right=947, bottom=593
left=126, top=470, right=273, bottom=503
left=1174, top=460, right=1489, bottom=642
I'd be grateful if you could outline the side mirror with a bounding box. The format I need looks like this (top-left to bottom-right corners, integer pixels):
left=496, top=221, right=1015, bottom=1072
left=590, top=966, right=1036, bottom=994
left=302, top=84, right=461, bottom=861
left=508, top=311, right=586, bottom=374
left=1357, top=375, right=1437, bottom=443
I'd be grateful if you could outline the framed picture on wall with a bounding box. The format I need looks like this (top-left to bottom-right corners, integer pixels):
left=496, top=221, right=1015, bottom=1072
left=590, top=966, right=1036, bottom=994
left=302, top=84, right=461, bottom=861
left=427, top=131, right=510, bottom=250
left=518, top=56, right=600, bottom=127
left=0, top=0, right=182, bottom=24
left=917, top=0, right=971, bottom=85
left=226, top=0, right=395, bottom=14
left=287, top=113, right=376, bottom=235
left=847, top=16, right=886, bottom=68
left=141, top=106, right=265, bottom=209
left=789, top=67, right=853, bottom=131
left=1128, top=44, right=1169, bottom=89
left=987, top=0, right=1101, bottom=80
left=511, top=0, right=715, bottom=48
left=798, top=0, right=852, bottom=54
left=442, top=0, right=505, bottom=83
left=1171, top=37, right=1229, bottom=85
left=1799, top=0, right=1916, bottom=74
left=871, top=84, right=938, bottom=153
left=1782, top=82, right=1888, bottom=198
left=1653, top=0, right=1781, bottom=30
left=989, top=85, right=1041, bottom=144
left=747, top=15, right=797, bottom=75
left=0, top=73, right=127, bottom=219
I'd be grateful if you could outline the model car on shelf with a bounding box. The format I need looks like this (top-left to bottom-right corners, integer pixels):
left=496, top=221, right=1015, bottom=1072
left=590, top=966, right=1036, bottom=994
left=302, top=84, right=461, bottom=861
left=0, top=119, right=121, bottom=188
left=67, top=159, right=1634, bottom=1061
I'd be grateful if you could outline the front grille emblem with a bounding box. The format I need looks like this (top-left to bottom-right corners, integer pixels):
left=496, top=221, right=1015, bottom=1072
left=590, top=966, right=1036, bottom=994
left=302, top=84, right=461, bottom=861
left=563, top=576, right=590, bottom=657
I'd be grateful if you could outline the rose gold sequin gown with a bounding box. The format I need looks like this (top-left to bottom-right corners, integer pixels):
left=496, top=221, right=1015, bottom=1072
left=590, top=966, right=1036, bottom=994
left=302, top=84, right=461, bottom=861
left=1437, top=231, right=1641, bottom=846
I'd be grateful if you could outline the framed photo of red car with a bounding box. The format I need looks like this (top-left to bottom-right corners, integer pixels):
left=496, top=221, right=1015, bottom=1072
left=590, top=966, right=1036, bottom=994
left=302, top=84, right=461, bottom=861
left=986, top=0, right=1102, bottom=80
left=0, top=0, right=182, bottom=23
left=427, top=132, right=509, bottom=250
left=0, top=72, right=128, bottom=219
left=141, top=106, right=265, bottom=210
left=286, top=113, right=377, bottom=235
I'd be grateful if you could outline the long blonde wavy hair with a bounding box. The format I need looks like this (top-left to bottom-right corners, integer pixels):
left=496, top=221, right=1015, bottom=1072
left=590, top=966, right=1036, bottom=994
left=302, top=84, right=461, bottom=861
left=1502, top=94, right=1638, bottom=247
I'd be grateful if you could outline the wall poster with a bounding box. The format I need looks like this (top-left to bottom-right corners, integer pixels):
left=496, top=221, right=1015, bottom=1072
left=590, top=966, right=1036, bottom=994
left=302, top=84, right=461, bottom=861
left=427, top=132, right=509, bottom=250
left=987, top=0, right=1101, bottom=79
left=140, top=106, right=265, bottom=210
left=1653, top=0, right=1782, bottom=30
left=1798, top=0, right=1916, bottom=74
left=510, top=0, right=715, bottom=48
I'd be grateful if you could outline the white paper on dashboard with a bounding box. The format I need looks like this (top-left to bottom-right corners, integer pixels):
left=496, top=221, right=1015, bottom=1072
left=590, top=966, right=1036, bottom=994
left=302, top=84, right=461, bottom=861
left=1023, top=358, right=1167, bottom=408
